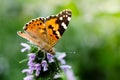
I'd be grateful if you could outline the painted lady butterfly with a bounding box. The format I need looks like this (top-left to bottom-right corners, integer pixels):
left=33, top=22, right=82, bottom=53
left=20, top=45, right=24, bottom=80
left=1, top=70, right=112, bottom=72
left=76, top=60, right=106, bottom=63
left=17, top=9, right=72, bottom=54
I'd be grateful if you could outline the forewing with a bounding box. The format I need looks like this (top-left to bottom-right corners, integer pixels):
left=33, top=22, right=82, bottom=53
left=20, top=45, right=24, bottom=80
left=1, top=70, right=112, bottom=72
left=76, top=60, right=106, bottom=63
left=45, top=9, right=72, bottom=47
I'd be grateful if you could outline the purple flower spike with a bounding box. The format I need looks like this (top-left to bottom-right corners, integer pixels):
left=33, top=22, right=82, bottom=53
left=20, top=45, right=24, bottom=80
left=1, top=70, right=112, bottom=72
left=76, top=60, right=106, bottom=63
left=21, top=43, right=30, bottom=52
left=47, top=53, right=54, bottom=63
left=23, top=75, right=34, bottom=80
left=60, top=65, right=71, bottom=72
left=22, top=69, right=33, bottom=75
left=57, top=53, right=66, bottom=64
left=27, top=58, right=35, bottom=71
left=41, top=60, right=48, bottom=71
left=27, top=53, right=36, bottom=61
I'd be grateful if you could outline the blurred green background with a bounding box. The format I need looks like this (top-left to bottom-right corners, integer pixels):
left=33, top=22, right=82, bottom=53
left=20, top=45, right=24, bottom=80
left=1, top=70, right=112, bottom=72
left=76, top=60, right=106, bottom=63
left=1, top=0, right=120, bottom=80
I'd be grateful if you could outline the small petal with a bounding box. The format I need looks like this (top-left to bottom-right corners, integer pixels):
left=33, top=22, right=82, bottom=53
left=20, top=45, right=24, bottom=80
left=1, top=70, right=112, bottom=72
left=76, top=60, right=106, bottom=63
left=23, top=75, right=34, bottom=80
left=35, top=64, right=41, bottom=76
left=21, top=43, right=30, bottom=52
left=21, top=48, right=27, bottom=52
left=35, top=63, right=41, bottom=71
left=27, top=53, right=36, bottom=61
left=66, top=69, right=76, bottom=80
left=59, top=59, right=66, bottom=64
left=54, top=74, right=61, bottom=79
left=22, top=69, right=33, bottom=74
left=35, top=70, right=40, bottom=77
left=27, top=61, right=35, bottom=71
left=43, top=67, right=48, bottom=71
left=49, top=59, right=54, bottom=63
left=57, top=53, right=66, bottom=60
left=41, top=60, right=47, bottom=67
left=41, top=60, right=48, bottom=71
left=57, top=53, right=66, bottom=64
left=29, top=64, right=35, bottom=71
left=47, top=53, right=54, bottom=63
left=28, top=60, right=33, bottom=66
left=47, top=53, right=53, bottom=59
left=60, top=65, right=71, bottom=72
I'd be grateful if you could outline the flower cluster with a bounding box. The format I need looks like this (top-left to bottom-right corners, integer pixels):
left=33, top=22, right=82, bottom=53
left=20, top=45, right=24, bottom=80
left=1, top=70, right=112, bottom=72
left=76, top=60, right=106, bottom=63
left=22, top=53, right=49, bottom=80
left=20, top=43, right=72, bottom=80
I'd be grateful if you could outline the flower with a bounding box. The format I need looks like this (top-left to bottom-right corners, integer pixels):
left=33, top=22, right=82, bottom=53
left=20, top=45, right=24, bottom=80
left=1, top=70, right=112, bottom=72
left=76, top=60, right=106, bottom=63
left=23, top=75, right=34, bottom=80
left=54, top=74, right=61, bottom=79
left=35, top=63, right=41, bottom=76
left=47, top=53, right=54, bottom=63
left=57, top=52, right=66, bottom=64
left=65, top=69, right=76, bottom=80
left=21, top=43, right=30, bottom=52
left=27, top=53, right=36, bottom=61
left=27, top=53, right=36, bottom=71
left=22, top=69, right=33, bottom=75
left=35, top=70, right=40, bottom=77
left=41, top=60, right=48, bottom=71
left=35, top=63, right=41, bottom=70
left=28, top=62, right=35, bottom=71
left=60, top=65, right=71, bottom=72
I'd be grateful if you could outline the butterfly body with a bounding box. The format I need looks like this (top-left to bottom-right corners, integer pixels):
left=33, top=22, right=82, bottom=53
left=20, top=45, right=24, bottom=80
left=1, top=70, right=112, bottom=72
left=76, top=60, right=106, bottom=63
left=17, top=9, right=72, bottom=54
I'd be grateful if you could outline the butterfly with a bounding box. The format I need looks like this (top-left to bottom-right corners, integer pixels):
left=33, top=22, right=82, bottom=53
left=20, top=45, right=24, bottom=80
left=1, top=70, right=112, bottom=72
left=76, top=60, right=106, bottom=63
left=17, top=9, right=72, bottom=54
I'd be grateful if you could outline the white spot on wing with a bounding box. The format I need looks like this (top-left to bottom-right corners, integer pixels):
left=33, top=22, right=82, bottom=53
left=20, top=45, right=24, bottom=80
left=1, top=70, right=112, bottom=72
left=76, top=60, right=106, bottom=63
left=63, top=15, right=65, bottom=17
left=67, top=17, right=71, bottom=21
left=65, top=15, right=68, bottom=17
left=56, top=14, right=59, bottom=16
left=46, top=16, right=49, bottom=19
left=56, top=31, right=61, bottom=37
left=59, top=17, right=63, bottom=20
left=66, top=11, right=68, bottom=14
left=61, top=22, right=67, bottom=29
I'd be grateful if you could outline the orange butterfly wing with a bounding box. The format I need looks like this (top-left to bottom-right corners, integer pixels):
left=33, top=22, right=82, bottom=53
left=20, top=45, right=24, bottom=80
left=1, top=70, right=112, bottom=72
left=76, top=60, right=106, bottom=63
left=45, top=9, right=72, bottom=47
left=17, top=17, right=52, bottom=51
